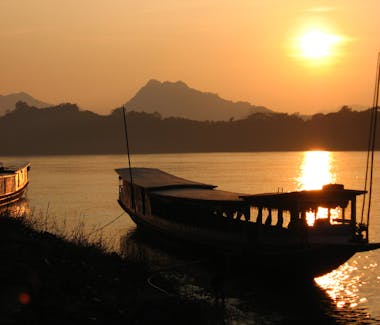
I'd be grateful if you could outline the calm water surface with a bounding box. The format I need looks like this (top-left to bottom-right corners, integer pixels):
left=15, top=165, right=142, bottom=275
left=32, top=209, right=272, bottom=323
left=2, top=151, right=380, bottom=324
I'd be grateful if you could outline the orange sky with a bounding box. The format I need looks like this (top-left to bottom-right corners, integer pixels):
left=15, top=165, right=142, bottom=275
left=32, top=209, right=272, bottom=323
left=1, top=1, right=379, bottom=115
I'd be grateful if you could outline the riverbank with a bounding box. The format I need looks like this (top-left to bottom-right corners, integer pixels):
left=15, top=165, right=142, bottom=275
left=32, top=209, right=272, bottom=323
left=0, top=215, right=217, bottom=324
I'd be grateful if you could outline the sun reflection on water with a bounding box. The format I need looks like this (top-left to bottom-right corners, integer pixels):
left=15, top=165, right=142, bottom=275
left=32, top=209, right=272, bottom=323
left=297, top=151, right=336, bottom=190
left=316, top=263, right=361, bottom=309
left=315, top=255, right=378, bottom=314
left=297, top=151, right=337, bottom=225
left=298, top=151, right=378, bottom=319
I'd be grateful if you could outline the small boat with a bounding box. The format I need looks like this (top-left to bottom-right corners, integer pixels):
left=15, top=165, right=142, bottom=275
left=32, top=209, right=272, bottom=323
left=0, top=161, right=31, bottom=207
left=116, top=167, right=380, bottom=279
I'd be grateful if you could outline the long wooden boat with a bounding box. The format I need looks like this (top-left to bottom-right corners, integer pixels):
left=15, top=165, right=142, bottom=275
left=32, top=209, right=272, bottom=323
left=116, top=167, right=380, bottom=278
left=0, top=161, right=30, bottom=207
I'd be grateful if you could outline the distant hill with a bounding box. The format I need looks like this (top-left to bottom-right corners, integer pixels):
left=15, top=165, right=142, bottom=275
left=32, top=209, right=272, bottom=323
left=0, top=101, right=121, bottom=155
left=0, top=92, right=50, bottom=116
left=124, top=79, right=272, bottom=121
left=0, top=102, right=378, bottom=155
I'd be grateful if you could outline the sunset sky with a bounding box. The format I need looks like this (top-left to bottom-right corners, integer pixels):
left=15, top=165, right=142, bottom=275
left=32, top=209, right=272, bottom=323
left=1, top=1, right=379, bottom=115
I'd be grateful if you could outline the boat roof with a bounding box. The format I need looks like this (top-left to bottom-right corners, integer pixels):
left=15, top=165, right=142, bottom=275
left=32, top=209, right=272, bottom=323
left=240, top=184, right=366, bottom=210
left=0, top=161, right=30, bottom=175
left=115, top=167, right=216, bottom=191
left=152, top=187, right=247, bottom=204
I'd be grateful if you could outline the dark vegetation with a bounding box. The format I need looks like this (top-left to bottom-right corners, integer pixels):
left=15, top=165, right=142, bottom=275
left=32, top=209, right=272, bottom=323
left=0, top=214, right=215, bottom=324
left=0, top=101, right=378, bottom=155
left=0, top=213, right=360, bottom=324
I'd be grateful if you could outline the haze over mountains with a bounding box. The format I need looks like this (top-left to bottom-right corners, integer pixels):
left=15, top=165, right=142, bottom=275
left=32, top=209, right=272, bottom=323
left=1, top=80, right=272, bottom=120
left=0, top=92, right=50, bottom=116
left=124, top=80, right=272, bottom=121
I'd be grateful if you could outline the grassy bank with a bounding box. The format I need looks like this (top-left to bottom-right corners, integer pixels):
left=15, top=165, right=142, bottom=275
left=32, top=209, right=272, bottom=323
left=0, top=214, right=218, bottom=324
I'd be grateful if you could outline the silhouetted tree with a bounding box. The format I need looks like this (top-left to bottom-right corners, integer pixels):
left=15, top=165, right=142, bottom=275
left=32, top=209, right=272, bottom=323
left=0, top=103, right=378, bottom=155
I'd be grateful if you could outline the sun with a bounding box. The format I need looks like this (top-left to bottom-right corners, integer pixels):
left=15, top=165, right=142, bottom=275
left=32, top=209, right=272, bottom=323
left=298, top=29, right=341, bottom=59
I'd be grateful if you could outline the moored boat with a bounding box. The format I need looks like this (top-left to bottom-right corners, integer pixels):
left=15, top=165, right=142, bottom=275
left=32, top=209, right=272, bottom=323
left=0, top=161, right=31, bottom=207
left=116, top=167, right=380, bottom=279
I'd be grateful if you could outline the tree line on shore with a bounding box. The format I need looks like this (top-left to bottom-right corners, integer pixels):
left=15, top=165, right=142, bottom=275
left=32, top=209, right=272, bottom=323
left=0, top=101, right=378, bottom=155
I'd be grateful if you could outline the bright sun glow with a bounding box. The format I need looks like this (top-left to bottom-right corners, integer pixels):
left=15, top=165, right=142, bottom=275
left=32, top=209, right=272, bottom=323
left=298, top=29, right=341, bottom=60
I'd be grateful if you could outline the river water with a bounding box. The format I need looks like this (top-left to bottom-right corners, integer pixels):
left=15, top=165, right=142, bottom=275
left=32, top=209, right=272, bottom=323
left=2, top=151, right=380, bottom=324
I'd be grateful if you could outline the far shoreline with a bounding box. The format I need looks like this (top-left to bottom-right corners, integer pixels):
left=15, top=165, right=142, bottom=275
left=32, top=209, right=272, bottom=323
left=0, top=149, right=374, bottom=158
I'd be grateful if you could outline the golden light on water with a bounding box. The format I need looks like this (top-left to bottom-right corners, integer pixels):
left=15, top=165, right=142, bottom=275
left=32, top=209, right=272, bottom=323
left=315, top=256, right=377, bottom=312
left=316, top=263, right=360, bottom=308
left=298, top=151, right=336, bottom=225
left=298, top=151, right=335, bottom=190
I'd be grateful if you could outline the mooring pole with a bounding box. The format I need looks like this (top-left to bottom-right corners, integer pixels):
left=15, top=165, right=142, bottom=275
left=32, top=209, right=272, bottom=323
left=122, top=105, right=135, bottom=210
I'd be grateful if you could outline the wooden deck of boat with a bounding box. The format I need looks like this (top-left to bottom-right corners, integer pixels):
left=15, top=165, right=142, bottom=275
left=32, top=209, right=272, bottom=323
left=115, top=167, right=216, bottom=190
left=0, top=162, right=30, bottom=175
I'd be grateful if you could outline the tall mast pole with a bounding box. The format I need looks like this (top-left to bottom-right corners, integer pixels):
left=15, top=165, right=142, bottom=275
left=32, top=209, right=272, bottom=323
left=365, top=52, right=380, bottom=240
left=122, top=105, right=135, bottom=210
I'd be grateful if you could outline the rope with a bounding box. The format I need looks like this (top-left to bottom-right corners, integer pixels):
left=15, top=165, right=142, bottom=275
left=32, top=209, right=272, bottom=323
left=361, top=52, right=380, bottom=227
left=146, top=259, right=207, bottom=295
left=147, top=275, right=171, bottom=295
left=87, top=212, right=125, bottom=236
left=366, top=53, right=380, bottom=238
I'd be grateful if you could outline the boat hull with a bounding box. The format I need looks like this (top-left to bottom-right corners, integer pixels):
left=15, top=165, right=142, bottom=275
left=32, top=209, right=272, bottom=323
left=0, top=181, right=29, bottom=208
left=119, top=200, right=376, bottom=279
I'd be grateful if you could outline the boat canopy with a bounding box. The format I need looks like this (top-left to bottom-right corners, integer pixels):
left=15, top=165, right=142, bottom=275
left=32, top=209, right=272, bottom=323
left=151, top=187, right=246, bottom=203
left=115, top=168, right=216, bottom=191
left=240, top=184, right=366, bottom=210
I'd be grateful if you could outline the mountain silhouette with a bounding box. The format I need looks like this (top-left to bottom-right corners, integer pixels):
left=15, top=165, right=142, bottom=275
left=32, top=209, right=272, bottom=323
left=0, top=92, right=50, bottom=116
left=0, top=102, right=377, bottom=155
left=124, top=79, right=272, bottom=121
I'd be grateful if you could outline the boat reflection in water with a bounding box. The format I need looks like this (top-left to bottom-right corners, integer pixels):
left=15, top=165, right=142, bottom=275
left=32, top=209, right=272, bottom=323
left=315, top=238, right=380, bottom=321
left=0, top=198, right=30, bottom=217
left=120, top=228, right=378, bottom=324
